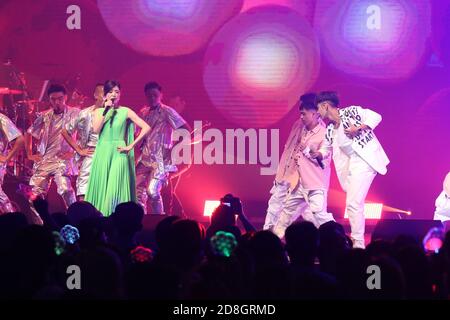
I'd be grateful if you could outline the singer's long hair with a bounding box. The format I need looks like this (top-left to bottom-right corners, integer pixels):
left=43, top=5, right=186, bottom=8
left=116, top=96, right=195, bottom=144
left=104, top=80, right=121, bottom=95
left=102, top=80, right=121, bottom=130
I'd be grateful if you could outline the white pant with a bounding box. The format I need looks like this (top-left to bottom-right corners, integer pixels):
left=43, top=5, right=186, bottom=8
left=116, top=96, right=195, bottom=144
left=76, top=154, right=94, bottom=196
left=342, top=154, right=377, bottom=249
left=263, top=181, right=292, bottom=230
left=272, top=184, right=335, bottom=238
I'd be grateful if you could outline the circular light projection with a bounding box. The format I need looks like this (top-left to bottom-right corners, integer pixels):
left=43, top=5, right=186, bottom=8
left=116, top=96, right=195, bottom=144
left=240, top=0, right=315, bottom=23
left=314, top=0, right=431, bottom=81
left=97, top=0, right=243, bottom=56
left=203, top=6, right=320, bottom=128
left=234, top=33, right=300, bottom=90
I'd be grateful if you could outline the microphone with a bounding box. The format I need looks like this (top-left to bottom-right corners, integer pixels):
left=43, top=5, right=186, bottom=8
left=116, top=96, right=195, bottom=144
left=103, top=98, right=115, bottom=116
left=316, top=157, right=325, bottom=170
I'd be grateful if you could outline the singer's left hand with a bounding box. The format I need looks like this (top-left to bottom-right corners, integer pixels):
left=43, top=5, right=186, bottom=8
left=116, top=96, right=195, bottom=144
left=344, top=124, right=360, bottom=138
left=117, top=145, right=133, bottom=153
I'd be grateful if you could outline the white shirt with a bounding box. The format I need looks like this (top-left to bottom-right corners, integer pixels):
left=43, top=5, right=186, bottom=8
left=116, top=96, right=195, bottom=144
left=434, top=191, right=450, bottom=222
left=324, top=106, right=390, bottom=190
left=335, top=121, right=355, bottom=156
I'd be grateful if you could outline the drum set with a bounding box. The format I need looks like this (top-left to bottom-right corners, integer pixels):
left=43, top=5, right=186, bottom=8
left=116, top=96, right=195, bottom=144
left=0, top=86, right=36, bottom=179
left=0, top=61, right=87, bottom=179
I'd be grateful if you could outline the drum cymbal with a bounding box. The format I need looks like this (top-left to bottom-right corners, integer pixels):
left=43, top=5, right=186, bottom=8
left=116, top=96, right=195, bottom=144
left=0, top=87, right=24, bottom=95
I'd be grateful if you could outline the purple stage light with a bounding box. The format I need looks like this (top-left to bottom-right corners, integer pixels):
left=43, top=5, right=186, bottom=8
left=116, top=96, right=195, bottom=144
left=314, top=0, right=431, bottom=81
left=97, top=0, right=243, bottom=56
left=203, top=5, right=320, bottom=128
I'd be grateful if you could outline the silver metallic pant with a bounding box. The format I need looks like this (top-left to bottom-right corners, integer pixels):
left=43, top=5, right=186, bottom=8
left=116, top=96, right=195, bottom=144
left=0, top=165, right=14, bottom=214
left=136, top=162, right=167, bottom=215
left=76, top=154, right=94, bottom=196
left=29, top=159, right=76, bottom=208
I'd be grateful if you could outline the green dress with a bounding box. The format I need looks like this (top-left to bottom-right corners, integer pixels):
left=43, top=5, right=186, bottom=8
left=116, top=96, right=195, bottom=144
left=85, top=107, right=136, bottom=216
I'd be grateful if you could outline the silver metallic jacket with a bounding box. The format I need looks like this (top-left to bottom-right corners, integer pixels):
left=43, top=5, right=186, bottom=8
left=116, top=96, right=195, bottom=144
left=0, top=113, right=22, bottom=155
left=138, top=103, right=186, bottom=177
left=66, top=105, right=98, bottom=162
left=27, top=106, right=80, bottom=174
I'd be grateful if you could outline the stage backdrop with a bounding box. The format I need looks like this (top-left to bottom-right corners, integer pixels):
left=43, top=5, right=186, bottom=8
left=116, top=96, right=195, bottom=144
left=0, top=0, right=449, bottom=224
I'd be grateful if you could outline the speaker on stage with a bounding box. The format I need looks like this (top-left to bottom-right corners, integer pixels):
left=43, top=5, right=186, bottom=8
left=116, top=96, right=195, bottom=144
left=371, top=219, right=444, bottom=243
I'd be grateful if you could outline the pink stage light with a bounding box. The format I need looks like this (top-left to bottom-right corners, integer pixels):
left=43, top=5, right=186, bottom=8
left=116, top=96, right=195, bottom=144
left=203, top=200, right=221, bottom=217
